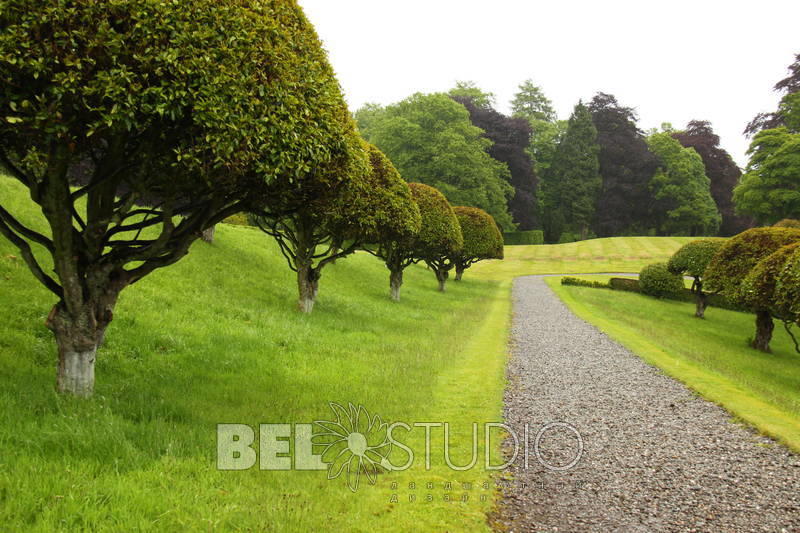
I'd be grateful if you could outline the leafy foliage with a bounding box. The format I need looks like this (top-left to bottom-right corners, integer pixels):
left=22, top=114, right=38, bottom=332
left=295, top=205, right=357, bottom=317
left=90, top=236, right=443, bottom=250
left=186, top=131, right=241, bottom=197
left=774, top=219, right=800, bottom=228
left=668, top=239, right=725, bottom=279
left=734, top=127, right=800, bottom=224
left=354, top=94, right=515, bottom=230
left=448, top=81, right=496, bottom=109
left=541, top=102, right=601, bottom=242
left=673, top=121, right=751, bottom=236
left=503, top=230, right=544, bottom=245
left=740, top=243, right=800, bottom=317
left=647, top=133, right=720, bottom=235
left=510, top=80, right=556, bottom=122
left=589, top=93, right=660, bottom=236
left=745, top=53, right=800, bottom=136
left=0, top=0, right=356, bottom=392
left=450, top=206, right=503, bottom=278
left=639, top=263, right=685, bottom=298
left=409, top=183, right=463, bottom=290
left=776, top=245, right=800, bottom=324
left=452, top=96, right=539, bottom=229
left=704, top=227, right=800, bottom=301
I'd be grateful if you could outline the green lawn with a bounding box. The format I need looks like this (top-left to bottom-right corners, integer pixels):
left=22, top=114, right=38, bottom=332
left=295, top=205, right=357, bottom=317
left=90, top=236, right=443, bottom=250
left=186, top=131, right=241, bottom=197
left=0, top=177, right=509, bottom=531
left=471, top=236, right=695, bottom=279
left=548, top=278, right=800, bottom=451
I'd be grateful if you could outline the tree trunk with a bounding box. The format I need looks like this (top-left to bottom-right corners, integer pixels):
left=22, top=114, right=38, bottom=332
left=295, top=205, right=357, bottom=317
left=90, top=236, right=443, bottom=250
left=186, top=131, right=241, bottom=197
left=753, top=310, right=774, bottom=352
left=47, top=303, right=112, bottom=396
left=297, top=262, right=320, bottom=313
left=435, top=268, right=448, bottom=292
left=694, top=292, right=708, bottom=318
left=200, top=225, right=216, bottom=243
left=389, top=269, right=403, bottom=302
left=454, top=266, right=464, bottom=281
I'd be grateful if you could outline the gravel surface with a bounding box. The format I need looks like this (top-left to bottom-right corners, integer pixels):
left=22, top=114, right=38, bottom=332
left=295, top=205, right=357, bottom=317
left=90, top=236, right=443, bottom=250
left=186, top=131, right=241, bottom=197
left=493, top=276, right=800, bottom=532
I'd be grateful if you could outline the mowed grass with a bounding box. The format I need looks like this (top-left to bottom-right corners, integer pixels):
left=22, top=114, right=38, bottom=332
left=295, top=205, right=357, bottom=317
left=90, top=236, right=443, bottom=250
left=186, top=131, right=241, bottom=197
left=548, top=278, right=800, bottom=451
left=0, top=177, right=510, bottom=532
left=472, top=236, right=695, bottom=279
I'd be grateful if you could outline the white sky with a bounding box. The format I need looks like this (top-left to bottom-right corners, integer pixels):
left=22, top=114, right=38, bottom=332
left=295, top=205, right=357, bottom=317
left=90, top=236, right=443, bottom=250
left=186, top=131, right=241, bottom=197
left=299, top=0, right=799, bottom=168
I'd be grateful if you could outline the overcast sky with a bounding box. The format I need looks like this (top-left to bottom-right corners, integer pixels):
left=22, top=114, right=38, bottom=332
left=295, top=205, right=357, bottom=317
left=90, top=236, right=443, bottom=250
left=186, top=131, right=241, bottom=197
left=299, top=0, right=798, bottom=168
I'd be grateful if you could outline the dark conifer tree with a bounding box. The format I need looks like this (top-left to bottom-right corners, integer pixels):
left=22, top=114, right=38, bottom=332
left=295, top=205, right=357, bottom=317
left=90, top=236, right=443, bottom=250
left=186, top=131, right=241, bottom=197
left=540, top=102, right=601, bottom=241
left=589, top=93, right=659, bottom=236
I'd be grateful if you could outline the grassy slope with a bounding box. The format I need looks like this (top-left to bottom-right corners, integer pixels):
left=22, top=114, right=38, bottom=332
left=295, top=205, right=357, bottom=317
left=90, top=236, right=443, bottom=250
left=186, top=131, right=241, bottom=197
left=548, top=278, right=800, bottom=451
left=471, top=236, right=694, bottom=279
left=0, top=177, right=510, bottom=531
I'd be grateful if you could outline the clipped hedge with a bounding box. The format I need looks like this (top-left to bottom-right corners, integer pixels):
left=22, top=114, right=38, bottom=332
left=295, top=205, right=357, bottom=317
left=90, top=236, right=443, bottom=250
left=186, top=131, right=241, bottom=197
left=773, top=219, right=800, bottom=228
left=503, top=230, right=544, bottom=245
left=561, top=277, right=611, bottom=289
left=639, top=263, right=685, bottom=298
left=609, top=277, right=641, bottom=292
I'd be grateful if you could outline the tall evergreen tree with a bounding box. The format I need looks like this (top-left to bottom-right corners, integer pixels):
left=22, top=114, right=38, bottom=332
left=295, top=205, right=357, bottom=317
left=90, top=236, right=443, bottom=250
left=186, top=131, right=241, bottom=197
left=540, top=102, right=601, bottom=241
left=510, top=80, right=564, bottom=176
left=589, top=93, right=659, bottom=236
left=510, top=79, right=557, bottom=122
left=452, top=95, right=540, bottom=230
left=672, top=120, right=752, bottom=236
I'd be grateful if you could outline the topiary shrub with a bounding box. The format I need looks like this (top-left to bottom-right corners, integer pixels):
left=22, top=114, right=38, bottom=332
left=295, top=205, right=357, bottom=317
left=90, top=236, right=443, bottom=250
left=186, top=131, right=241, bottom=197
left=705, top=227, right=800, bottom=351
left=503, top=230, right=544, bottom=245
left=667, top=239, right=725, bottom=317
left=773, top=219, right=800, bottom=228
left=408, top=183, right=463, bottom=292
left=609, top=277, right=641, bottom=292
left=639, top=263, right=685, bottom=298
left=451, top=207, right=503, bottom=281
left=561, top=277, right=611, bottom=289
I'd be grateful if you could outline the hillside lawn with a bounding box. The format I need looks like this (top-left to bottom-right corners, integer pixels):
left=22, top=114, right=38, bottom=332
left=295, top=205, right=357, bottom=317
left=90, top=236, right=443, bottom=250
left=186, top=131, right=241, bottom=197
left=548, top=278, right=800, bottom=452
left=0, top=174, right=707, bottom=531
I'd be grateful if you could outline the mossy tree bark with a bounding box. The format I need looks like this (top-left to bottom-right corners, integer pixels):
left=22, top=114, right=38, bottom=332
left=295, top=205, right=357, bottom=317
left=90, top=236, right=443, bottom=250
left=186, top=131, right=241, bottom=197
left=753, top=310, right=774, bottom=352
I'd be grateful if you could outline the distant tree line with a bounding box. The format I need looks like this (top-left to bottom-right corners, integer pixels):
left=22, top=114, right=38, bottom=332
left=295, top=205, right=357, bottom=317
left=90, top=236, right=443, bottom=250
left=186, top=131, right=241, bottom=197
left=357, top=80, right=759, bottom=243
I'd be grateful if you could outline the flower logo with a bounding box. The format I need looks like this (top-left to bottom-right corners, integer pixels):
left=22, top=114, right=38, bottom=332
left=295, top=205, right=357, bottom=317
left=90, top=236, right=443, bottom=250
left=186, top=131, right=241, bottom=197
left=313, top=402, right=394, bottom=492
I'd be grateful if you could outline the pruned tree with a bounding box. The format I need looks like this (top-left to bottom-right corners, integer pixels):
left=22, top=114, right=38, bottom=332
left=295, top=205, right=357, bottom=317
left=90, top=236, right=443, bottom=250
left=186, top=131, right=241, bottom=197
left=646, top=132, right=720, bottom=236
left=450, top=207, right=503, bottom=281
left=255, top=139, right=422, bottom=312
left=358, top=146, right=422, bottom=302
left=0, top=0, right=355, bottom=395
left=740, top=243, right=800, bottom=352
left=408, top=183, right=463, bottom=292
left=667, top=239, right=725, bottom=317
left=589, top=93, right=660, bottom=236
left=705, top=228, right=800, bottom=352
left=672, top=121, right=752, bottom=236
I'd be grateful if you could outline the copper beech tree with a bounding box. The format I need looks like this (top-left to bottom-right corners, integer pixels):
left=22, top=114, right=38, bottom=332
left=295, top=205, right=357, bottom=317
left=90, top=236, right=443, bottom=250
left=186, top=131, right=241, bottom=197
left=0, top=0, right=358, bottom=395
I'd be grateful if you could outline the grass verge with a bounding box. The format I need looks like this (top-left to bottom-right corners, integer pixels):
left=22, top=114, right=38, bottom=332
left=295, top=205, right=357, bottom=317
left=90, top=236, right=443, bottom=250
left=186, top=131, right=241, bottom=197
left=547, top=277, right=800, bottom=452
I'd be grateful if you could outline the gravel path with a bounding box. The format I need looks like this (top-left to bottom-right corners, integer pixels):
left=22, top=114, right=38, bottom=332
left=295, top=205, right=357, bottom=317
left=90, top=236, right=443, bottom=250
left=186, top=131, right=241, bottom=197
left=493, top=275, right=800, bottom=532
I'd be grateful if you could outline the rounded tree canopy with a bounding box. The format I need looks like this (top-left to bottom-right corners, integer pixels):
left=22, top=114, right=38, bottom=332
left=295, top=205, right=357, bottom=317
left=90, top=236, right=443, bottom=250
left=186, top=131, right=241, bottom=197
left=0, top=0, right=356, bottom=199
left=336, top=142, right=421, bottom=244
left=774, top=219, right=800, bottom=228
left=408, top=183, right=463, bottom=259
left=452, top=206, right=504, bottom=262
left=704, top=227, right=800, bottom=301
left=667, top=239, right=725, bottom=278
left=740, top=243, right=800, bottom=315
left=776, top=246, right=800, bottom=323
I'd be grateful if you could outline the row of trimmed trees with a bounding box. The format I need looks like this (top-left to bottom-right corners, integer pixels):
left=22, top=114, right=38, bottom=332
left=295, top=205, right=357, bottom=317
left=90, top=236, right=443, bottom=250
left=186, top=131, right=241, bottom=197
left=663, top=226, right=800, bottom=353
left=0, top=0, right=505, bottom=396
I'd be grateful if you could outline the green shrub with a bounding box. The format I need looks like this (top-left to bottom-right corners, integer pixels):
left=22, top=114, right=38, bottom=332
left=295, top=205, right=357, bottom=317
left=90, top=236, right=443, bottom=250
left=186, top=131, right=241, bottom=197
left=451, top=207, right=503, bottom=280
left=409, top=183, right=463, bottom=291
left=740, top=243, right=800, bottom=316
left=558, top=232, right=577, bottom=244
left=705, top=227, right=800, bottom=302
left=561, top=277, right=611, bottom=289
left=668, top=239, right=725, bottom=278
left=503, top=230, right=544, bottom=245
left=639, top=263, right=685, bottom=298
left=773, top=219, right=800, bottom=228
left=609, top=277, right=641, bottom=292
